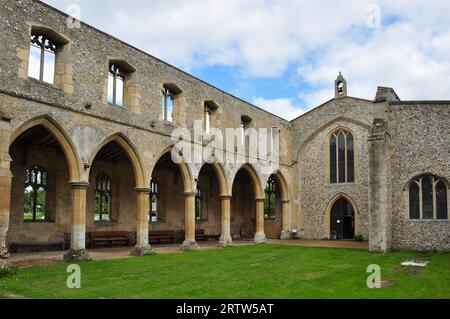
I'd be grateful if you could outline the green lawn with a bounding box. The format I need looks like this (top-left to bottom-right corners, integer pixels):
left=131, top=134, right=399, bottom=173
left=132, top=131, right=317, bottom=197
left=1, top=244, right=449, bottom=299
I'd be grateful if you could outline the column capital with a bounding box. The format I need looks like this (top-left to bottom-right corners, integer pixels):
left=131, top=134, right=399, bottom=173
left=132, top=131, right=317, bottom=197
left=183, top=191, right=196, bottom=197
left=281, top=199, right=291, bottom=204
left=135, top=187, right=151, bottom=194
left=255, top=197, right=265, bottom=202
left=220, top=195, right=232, bottom=200
left=69, top=181, right=90, bottom=189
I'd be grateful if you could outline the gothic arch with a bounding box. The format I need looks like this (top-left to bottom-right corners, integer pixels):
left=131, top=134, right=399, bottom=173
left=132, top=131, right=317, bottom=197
left=233, top=164, right=264, bottom=199
left=296, top=116, right=371, bottom=163
left=324, top=193, right=360, bottom=238
left=10, top=115, right=82, bottom=182
left=268, top=170, right=289, bottom=202
left=152, top=146, right=195, bottom=193
left=88, top=133, right=146, bottom=189
left=199, top=161, right=231, bottom=197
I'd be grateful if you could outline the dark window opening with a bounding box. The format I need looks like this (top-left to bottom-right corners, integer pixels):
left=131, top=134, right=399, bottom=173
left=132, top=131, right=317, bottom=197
left=24, top=166, right=47, bottom=221
left=94, top=172, right=112, bottom=222
left=264, top=177, right=277, bottom=220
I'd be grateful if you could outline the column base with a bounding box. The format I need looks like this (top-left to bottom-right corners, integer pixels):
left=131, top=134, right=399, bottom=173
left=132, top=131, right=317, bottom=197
left=64, top=249, right=91, bottom=262
left=0, top=248, right=9, bottom=269
left=218, top=236, right=233, bottom=247
left=181, top=240, right=199, bottom=251
left=131, top=245, right=152, bottom=256
left=280, top=230, right=291, bottom=240
left=254, top=232, right=267, bottom=244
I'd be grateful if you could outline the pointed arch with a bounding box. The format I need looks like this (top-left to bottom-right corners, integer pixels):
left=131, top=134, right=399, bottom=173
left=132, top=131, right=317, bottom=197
left=324, top=193, right=360, bottom=238
left=268, top=170, right=289, bottom=202
left=233, top=164, right=264, bottom=199
left=199, top=162, right=230, bottom=197
left=10, top=115, right=82, bottom=182
left=152, top=146, right=195, bottom=193
left=296, top=116, right=370, bottom=163
left=88, top=133, right=146, bottom=189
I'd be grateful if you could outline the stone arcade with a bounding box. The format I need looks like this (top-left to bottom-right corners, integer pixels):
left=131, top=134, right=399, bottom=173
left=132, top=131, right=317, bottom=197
left=0, top=0, right=449, bottom=268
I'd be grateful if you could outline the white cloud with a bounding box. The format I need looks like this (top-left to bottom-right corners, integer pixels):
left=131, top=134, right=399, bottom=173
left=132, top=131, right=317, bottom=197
left=43, top=0, right=450, bottom=117
left=253, top=97, right=307, bottom=121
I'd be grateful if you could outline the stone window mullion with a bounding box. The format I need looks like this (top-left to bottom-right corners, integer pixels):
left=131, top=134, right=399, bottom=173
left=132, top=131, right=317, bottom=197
left=419, top=178, right=423, bottom=219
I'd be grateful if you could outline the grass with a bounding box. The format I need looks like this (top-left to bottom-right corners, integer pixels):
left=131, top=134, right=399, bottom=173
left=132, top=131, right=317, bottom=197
left=0, top=244, right=449, bottom=299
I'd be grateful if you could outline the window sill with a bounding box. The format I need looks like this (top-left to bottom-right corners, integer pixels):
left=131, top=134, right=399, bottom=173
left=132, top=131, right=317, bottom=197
left=107, top=103, right=127, bottom=109
left=94, top=221, right=118, bottom=226
left=23, top=220, right=55, bottom=224
left=27, top=77, right=61, bottom=91
left=163, top=120, right=176, bottom=127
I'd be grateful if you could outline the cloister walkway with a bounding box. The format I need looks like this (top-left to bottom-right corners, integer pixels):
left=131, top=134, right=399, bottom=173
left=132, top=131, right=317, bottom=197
left=8, top=240, right=368, bottom=268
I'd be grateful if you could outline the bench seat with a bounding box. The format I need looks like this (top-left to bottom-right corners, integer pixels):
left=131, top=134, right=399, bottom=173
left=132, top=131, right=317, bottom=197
left=90, top=231, right=131, bottom=249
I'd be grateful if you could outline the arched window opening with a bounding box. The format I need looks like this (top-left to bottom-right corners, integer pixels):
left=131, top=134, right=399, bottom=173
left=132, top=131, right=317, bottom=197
left=436, top=181, right=448, bottom=220
left=409, top=181, right=420, bottom=219
left=264, top=177, right=277, bottom=220
left=94, top=173, right=112, bottom=222
left=24, top=166, right=47, bottom=221
left=330, top=129, right=354, bottom=184
left=108, top=64, right=126, bottom=107
left=409, top=175, right=449, bottom=220
left=195, top=186, right=202, bottom=222
left=28, top=33, right=57, bottom=84
left=149, top=179, right=159, bottom=222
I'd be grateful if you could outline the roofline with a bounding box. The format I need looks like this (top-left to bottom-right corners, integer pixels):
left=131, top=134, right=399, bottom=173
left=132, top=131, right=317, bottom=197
left=35, top=0, right=290, bottom=123
left=390, top=100, right=450, bottom=105
left=290, top=96, right=374, bottom=122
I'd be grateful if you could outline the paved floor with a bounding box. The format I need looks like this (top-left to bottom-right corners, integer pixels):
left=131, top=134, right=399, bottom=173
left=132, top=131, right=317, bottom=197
left=8, top=239, right=368, bottom=268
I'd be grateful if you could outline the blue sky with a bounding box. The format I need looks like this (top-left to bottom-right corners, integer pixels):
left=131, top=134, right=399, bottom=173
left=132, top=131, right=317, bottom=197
left=43, top=0, right=450, bottom=120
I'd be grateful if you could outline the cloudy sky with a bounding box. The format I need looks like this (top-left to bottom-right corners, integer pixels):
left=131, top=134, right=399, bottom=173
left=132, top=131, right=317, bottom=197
left=43, top=0, right=450, bottom=120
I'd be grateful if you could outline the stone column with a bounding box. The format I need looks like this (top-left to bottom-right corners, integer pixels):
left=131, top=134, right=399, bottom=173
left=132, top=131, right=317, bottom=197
left=219, top=195, right=232, bottom=247
left=181, top=192, right=198, bottom=251
left=368, top=119, right=392, bottom=252
left=0, top=116, right=12, bottom=269
left=254, top=198, right=267, bottom=244
left=64, top=182, right=91, bottom=262
left=132, top=188, right=152, bottom=256
left=280, top=199, right=292, bottom=240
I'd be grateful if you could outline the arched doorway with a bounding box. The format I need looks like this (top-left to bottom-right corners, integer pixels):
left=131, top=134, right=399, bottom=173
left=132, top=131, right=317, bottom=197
left=8, top=124, right=74, bottom=249
left=330, top=198, right=355, bottom=240
left=231, top=165, right=265, bottom=242
left=149, top=152, right=186, bottom=234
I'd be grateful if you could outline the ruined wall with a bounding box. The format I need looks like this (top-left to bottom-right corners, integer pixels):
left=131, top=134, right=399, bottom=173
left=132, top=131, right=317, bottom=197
left=389, top=102, right=450, bottom=251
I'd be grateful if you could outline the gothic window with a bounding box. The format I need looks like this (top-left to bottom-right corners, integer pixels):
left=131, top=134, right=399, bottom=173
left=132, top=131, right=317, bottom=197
left=264, top=177, right=276, bottom=220
left=409, top=175, right=449, bottom=220
left=28, top=33, right=57, bottom=84
left=409, top=182, right=420, bottom=219
left=108, top=64, right=125, bottom=107
left=241, top=115, right=252, bottom=145
left=330, top=129, right=355, bottom=184
left=24, top=166, right=47, bottom=221
left=149, top=179, right=159, bottom=223
left=94, top=173, right=112, bottom=222
left=195, top=186, right=202, bottom=222
left=436, top=181, right=448, bottom=220
left=162, top=86, right=174, bottom=122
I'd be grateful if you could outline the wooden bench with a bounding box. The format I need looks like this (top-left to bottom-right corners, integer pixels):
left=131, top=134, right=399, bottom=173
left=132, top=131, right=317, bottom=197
left=89, top=231, right=131, bottom=249
left=149, top=230, right=176, bottom=245
left=179, top=229, right=220, bottom=242
left=9, top=242, right=64, bottom=253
